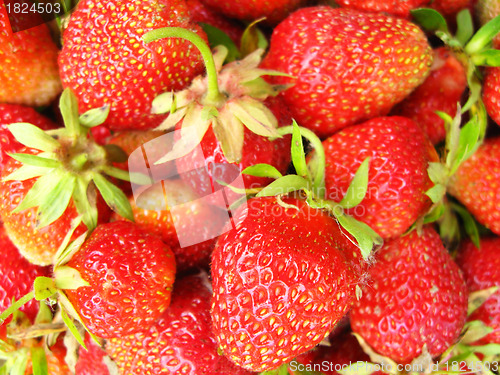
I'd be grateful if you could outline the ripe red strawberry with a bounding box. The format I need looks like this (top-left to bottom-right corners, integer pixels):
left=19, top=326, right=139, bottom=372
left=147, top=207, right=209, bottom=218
left=448, top=137, right=500, bottom=235
left=211, top=196, right=368, bottom=372
left=322, top=116, right=438, bottom=239
left=261, top=6, right=433, bottom=138
left=482, top=68, right=500, bottom=125
left=430, top=0, right=473, bottom=15
left=392, top=47, right=467, bottom=145
left=0, top=224, right=49, bottom=339
left=75, top=335, right=113, bottom=375
left=350, top=226, right=468, bottom=364
left=0, top=4, right=61, bottom=106
left=198, top=0, right=306, bottom=24
left=114, top=179, right=227, bottom=272
left=59, top=0, right=207, bottom=130
left=456, top=237, right=500, bottom=344
left=0, top=103, right=57, bottom=173
left=106, top=273, right=253, bottom=374
left=63, top=221, right=176, bottom=338
left=334, top=0, right=429, bottom=18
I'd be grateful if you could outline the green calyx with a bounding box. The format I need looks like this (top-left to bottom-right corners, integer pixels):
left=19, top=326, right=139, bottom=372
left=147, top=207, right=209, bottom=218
left=241, top=121, right=383, bottom=260
left=143, top=27, right=290, bottom=164
left=3, top=88, right=134, bottom=230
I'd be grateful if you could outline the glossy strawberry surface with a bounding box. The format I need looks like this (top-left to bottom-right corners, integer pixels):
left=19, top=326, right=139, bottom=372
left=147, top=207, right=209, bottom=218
left=335, top=0, right=429, bottom=17
left=350, top=226, right=468, bottom=364
left=323, top=116, right=437, bottom=239
left=211, top=196, right=367, bottom=372
left=64, top=221, right=176, bottom=338
left=262, top=6, right=432, bottom=138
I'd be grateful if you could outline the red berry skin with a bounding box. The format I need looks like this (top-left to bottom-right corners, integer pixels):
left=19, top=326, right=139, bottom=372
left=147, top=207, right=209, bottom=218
left=392, top=47, right=467, bottom=145
left=0, top=225, right=49, bottom=340
left=64, top=221, right=176, bottom=338
left=483, top=68, right=500, bottom=126
left=211, top=196, right=367, bottom=372
left=456, top=238, right=500, bottom=345
left=75, top=335, right=112, bottom=375
left=430, top=0, right=472, bottom=15
left=106, top=274, right=253, bottom=375
left=0, top=103, right=57, bottom=173
left=448, top=137, right=500, bottom=236
left=335, top=0, right=429, bottom=18
left=261, top=6, right=433, bottom=138
left=0, top=5, right=61, bottom=106
left=350, top=226, right=468, bottom=364
left=59, top=0, right=206, bottom=130
left=323, top=116, right=438, bottom=239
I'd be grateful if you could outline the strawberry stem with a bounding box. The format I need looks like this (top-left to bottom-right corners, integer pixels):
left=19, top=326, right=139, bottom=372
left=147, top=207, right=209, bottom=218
left=0, top=291, right=35, bottom=325
left=143, top=27, right=224, bottom=106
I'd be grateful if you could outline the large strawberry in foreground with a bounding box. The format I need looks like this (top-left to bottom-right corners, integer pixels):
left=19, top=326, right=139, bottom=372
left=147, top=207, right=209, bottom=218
left=261, top=6, right=433, bottom=138
left=211, top=196, right=369, bottom=372
left=59, top=0, right=206, bottom=130
left=350, top=226, right=468, bottom=364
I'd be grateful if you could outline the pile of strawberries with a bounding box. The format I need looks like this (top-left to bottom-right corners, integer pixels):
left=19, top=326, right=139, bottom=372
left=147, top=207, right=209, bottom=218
left=1, top=0, right=500, bottom=374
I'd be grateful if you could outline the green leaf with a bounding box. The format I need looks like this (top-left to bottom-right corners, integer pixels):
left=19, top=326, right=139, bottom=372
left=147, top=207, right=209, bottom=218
left=461, top=320, right=494, bottom=344
left=455, top=9, right=474, bottom=46
left=7, top=123, right=61, bottom=152
left=151, top=91, right=175, bottom=114
left=291, top=121, right=309, bottom=179
left=411, top=8, right=449, bottom=33
left=11, top=350, right=29, bottom=375
left=462, top=68, right=482, bottom=113
left=339, top=158, right=370, bottom=209
left=79, top=105, right=110, bottom=128
left=256, top=175, right=310, bottom=197
left=7, top=153, right=60, bottom=169
left=2, top=164, right=53, bottom=181
left=93, top=174, right=134, bottom=221
left=72, top=179, right=98, bottom=231
left=423, top=203, right=445, bottom=224
left=54, top=229, right=87, bottom=268
left=36, top=174, right=76, bottom=228
left=54, top=266, right=89, bottom=290
left=200, top=23, right=240, bottom=63
left=33, top=277, right=57, bottom=301
left=452, top=203, right=480, bottom=248
left=427, top=162, right=447, bottom=185
left=471, top=48, right=500, bottom=66
left=240, top=18, right=268, bottom=57
left=59, top=88, right=81, bottom=137
left=60, top=307, right=86, bottom=349
left=242, top=164, right=283, bottom=179
left=30, top=346, right=48, bottom=375
left=230, top=98, right=280, bottom=138
left=425, top=183, right=446, bottom=204
left=465, top=14, right=500, bottom=55
left=450, top=119, right=480, bottom=175
left=335, top=212, right=383, bottom=259
left=467, top=343, right=500, bottom=356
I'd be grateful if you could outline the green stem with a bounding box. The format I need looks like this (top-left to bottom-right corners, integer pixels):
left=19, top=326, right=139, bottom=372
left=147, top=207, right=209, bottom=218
left=0, top=291, right=35, bottom=324
left=143, top=27, right=223, bottom=106
left=277, top=126, right=326, bottom=198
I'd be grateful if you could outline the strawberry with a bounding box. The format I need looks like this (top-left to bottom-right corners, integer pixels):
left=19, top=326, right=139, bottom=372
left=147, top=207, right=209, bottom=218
left=211, top=196, right=368, bottom=372
left=0, top=103, right=57, bottom=173
left=198, top=0, right=306, bottom=24
left=261, top=6, right=433, bottom=138
left=75, top=335, right=113, bottom=375
left=350, top=226, right=468, bottom=364
left=115, top=179, right=227, bottom=272
left=456, top=237, right=500, bottom=344
left=448, top=137, right=500, bottom=235
left=0, top=224, right=49, bottom=339
left=322, top=116, right=438, bottom=239
left=0, top=4, right=61, bottom=106
left=430, top=0, right=473, bottom=16
left=106, top=273, right=253, bottom=374
left=62, top=220, right=176, bottom=338
left=482, top=68, right=500, bottom=125
left=392, top=47, right=467, bottom=145
left=59, top=0, right=207, bottom=130
left=334, top=0, right=429, bottom=18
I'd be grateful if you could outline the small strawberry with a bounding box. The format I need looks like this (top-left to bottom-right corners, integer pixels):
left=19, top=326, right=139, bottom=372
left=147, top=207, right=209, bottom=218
left=334, top=0, right=429, bottom=18
left=321, top=116, right=438, bottom=239
left=106, top=273, right=253, bottom=374
left=448, top=137, right=500, bottom=235
left=198, top=0, right=306, bottom=24
left=59, top=0, right=207, bottom=130
left=392, top=47, right=467, bottom=145
left=261, top=6, right=433, bottom=138
left=0, top=103, right=57, bottom=173
left=211, top=196, right=369, bottom=372
left=0, top=4, right=61, bottom=106
left=456, top=237, right=500, bottom=344
left=350, top=226, right=468, bottom=364
left=61, top=220, right=176, bottom=338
